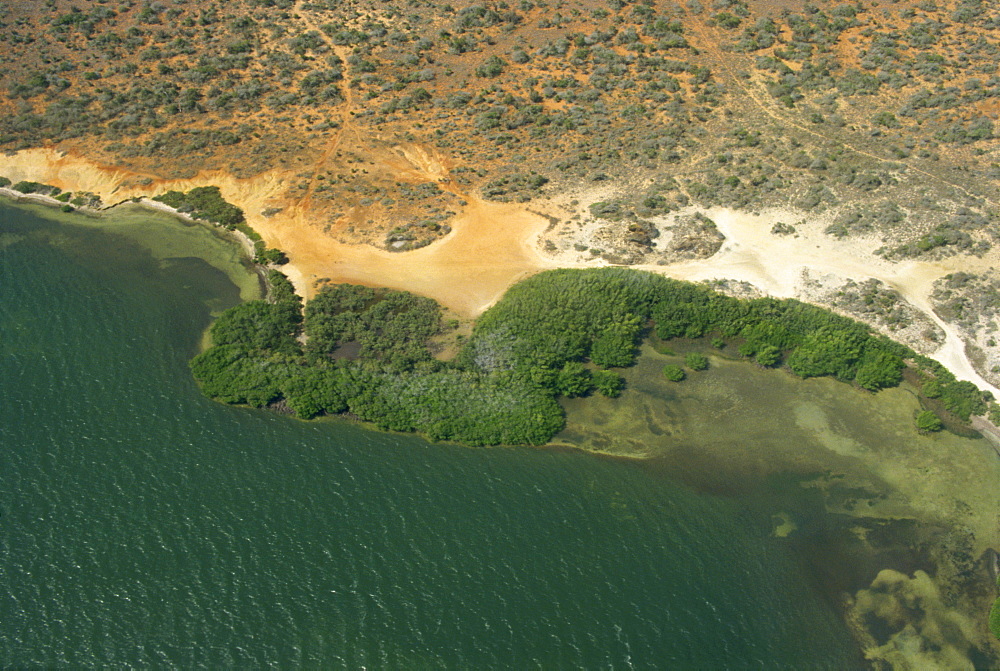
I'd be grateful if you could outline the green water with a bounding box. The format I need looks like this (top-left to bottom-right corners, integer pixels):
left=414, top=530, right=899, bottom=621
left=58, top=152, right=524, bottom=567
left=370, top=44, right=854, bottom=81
left=0, top=202, right=868, bottom=667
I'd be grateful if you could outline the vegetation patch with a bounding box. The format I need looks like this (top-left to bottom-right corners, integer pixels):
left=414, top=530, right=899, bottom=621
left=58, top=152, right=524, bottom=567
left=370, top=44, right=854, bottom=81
left=384, top=215, right=451, bottom=250
left=11, top=180, right=60, bottom=196
left=192, top=267, right=991, bottom=446
left=663, top=364, right=686, bottom=381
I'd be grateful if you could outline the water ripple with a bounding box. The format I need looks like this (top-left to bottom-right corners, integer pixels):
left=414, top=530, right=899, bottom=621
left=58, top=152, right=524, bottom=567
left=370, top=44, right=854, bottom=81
left=0, top=206, right=865, bottom=669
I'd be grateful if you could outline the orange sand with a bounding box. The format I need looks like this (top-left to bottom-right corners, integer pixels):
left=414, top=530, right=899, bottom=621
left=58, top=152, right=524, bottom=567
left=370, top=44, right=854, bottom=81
left=0, top=147, right=555, bottom=316
left=3, top=146, right=999, bottom=396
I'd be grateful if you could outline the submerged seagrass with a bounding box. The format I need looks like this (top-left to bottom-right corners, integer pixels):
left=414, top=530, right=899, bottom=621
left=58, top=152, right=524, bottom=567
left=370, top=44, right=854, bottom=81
left=2, top=200, right=876, bottom=667
left=193, top=267, right=989, bottom=445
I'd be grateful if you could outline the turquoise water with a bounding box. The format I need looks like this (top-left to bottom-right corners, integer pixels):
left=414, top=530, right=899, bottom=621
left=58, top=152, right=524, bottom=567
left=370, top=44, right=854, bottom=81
left=0, top=203, right=864, bottom=668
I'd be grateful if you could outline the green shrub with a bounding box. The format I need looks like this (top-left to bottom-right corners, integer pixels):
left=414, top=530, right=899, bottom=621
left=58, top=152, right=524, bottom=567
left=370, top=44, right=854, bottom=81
left=713, top=12, right=742, bottom=29
left=921, top=378, right=942, bottom=398
left=854, top=351, right=904, bottom=391
left=989, top=402, right=1000, bottom=426
left=592, top=370, right=624, bottom=397
left=755, top=344, right=780, bottom=367
left=12, top=181, right=56, bottom=195
left=939, top=380, right=988, bottom=420
left=556, top=361, right=593, bottom=397
left=210, top=300, right=302, bottom=354
left=915, top=410, right=943, bottom=432
left=305, top=283, right=441, bottom=371
left=873, top=112, right=900, bottom=128
left=475, top=55, right=506, bottom=78
left=255, top=247, right=288, bottom=265
left=154, top=186, right=244, bottom=228
left=685, top=353, right=708, bottom=371
left=663, top=364, right=686, bottom=381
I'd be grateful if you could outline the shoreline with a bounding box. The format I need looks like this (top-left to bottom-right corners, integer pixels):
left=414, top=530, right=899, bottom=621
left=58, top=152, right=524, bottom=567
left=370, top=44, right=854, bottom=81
left=0, top=185, right=274, bottom=300
left=3, top=147, right=1000, bottom=409
left=0, top=186, right=261, bottom=261
left=131, top=197, right=259, bottom=261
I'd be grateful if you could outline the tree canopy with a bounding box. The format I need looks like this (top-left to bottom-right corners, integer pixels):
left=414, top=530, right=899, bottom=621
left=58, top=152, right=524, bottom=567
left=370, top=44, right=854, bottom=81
left=191, top=267, right=990, bottom=445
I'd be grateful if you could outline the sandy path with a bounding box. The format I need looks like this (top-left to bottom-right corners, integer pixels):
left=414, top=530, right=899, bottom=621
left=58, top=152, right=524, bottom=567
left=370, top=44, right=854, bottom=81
left=292, top=2, right=356, bottom=210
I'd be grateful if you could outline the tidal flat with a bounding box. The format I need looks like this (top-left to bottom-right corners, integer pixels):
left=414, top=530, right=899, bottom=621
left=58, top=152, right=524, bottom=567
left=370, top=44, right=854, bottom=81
left=558, top=342, right=1000, bottom=667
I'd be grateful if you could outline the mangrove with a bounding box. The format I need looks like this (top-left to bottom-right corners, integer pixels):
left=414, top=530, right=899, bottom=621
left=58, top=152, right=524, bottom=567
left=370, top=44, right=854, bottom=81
left=191, top=267, right=992, bottom=446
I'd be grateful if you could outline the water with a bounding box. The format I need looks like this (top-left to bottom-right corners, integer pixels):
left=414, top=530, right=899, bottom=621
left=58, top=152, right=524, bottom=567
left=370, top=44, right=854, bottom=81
left=0, top=202, right=864, bottom=668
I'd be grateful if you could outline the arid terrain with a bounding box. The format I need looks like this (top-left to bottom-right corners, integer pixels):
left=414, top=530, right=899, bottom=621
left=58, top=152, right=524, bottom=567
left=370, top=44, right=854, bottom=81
left=3, top=0, right=1000, bottom=383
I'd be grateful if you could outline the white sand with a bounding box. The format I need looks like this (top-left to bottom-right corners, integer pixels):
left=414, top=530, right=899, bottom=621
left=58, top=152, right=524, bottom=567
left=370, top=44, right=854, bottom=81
left=3, top=148, right=998, bottom=397
left=628, top=206, right=1000, bottom=397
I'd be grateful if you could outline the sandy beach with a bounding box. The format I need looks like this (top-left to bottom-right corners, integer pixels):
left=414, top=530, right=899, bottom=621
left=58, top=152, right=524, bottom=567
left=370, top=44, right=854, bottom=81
left=2, top=146, right=998, bottom=397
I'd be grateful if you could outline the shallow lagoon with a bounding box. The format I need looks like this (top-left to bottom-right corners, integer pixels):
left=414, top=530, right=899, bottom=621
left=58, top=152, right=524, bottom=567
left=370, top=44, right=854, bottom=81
left=1, top=200, right=996, bottom=667
left=559, top=341, right=1000, bottom=667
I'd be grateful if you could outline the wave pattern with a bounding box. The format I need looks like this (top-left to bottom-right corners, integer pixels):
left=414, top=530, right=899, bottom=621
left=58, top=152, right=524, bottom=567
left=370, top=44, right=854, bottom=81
left=0, top=205, right=862, bottom=668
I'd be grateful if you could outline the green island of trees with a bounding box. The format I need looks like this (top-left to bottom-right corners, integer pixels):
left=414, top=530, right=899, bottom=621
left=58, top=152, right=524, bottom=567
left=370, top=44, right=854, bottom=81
left=192, top=267, right=991, bottom=445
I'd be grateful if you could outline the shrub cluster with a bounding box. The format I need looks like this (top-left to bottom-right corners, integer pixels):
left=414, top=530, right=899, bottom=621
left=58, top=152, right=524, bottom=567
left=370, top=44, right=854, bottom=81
left=154, top=186, right=243, bottom=227
left=192, top=268, right=989, bottom=445
left=191, top=277, right=570, bottom=445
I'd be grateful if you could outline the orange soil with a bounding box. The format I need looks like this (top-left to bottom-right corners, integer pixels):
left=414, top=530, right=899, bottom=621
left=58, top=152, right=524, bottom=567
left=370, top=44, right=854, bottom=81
left=0, top=147, right=555, bottom=317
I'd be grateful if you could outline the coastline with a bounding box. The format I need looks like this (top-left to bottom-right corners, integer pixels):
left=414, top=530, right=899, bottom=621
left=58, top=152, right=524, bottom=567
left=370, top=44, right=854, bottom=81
left=0, top=186, right=260, bottom=262
left=0, top=187, right=94, bottom=211
left=4, top=150, right=1000, bottom=667
left=0, top=188, right=266, bottom=306
left=3, top=147, right=1000, bottom=413
left=3, top=147, right=998, bottom=398
left=133, top=197, right=259, bottom=260
left=0, top=183, right=277, bottom=305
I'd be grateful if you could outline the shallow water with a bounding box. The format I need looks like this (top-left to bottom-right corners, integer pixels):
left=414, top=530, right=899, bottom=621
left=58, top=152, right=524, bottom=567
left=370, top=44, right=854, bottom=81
left=0, top=202, right=882, bottom=667
left=559, top=340, right=1000, bottom=543
left=559, top=340, right=1000, bottom=667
